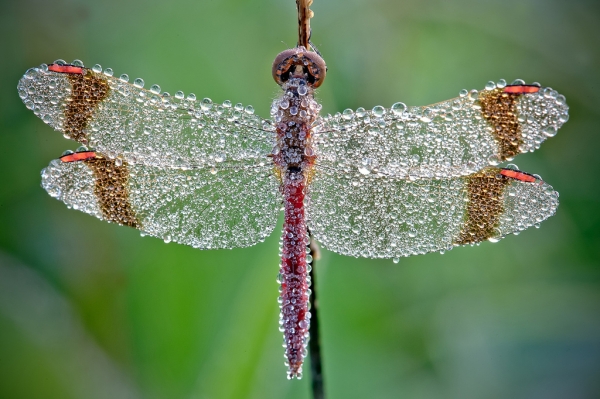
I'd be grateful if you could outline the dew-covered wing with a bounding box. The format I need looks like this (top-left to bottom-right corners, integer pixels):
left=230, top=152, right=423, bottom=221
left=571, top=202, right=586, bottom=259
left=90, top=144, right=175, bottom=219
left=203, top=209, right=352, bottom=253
left=314, top=80, right=568, bottom=179
left=307, top=167, right=558, bottom=259
left=41, top=154, right=280, bottom=249
left=18, top=63, right=274, bottom=169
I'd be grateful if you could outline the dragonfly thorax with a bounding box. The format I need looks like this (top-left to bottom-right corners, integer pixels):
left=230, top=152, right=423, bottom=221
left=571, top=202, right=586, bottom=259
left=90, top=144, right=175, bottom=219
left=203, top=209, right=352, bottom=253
left=271, top=77, right=320, bottom=172
left=272, top=47, right=326, bottom=88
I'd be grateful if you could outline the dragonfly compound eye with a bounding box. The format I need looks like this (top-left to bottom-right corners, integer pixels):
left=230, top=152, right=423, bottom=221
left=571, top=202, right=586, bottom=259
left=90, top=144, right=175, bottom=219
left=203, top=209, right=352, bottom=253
left=272, top=47, right=326, bottom=88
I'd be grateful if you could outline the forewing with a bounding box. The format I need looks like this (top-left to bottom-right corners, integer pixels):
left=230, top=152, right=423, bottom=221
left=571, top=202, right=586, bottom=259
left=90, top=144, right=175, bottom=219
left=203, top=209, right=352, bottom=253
left=307, top=167, right=558, bottom=259
left=41, top=155, right=280, bottom=249
left=315, top=81, right=568, bottom=179
left=18, top=63, right=274, bottom=169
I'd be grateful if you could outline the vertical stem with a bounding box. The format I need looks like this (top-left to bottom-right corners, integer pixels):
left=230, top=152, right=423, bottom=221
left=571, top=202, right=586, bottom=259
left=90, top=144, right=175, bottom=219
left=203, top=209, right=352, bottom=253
left=308, top=233, right=325, bottom=399
left=298, top=1, right=322, bottom=395
left=296, top=0, right=313, bottom=49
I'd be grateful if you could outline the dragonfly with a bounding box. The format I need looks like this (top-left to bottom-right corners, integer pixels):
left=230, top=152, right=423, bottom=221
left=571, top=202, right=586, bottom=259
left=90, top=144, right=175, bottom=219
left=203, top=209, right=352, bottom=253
left=17, top=36, right=567, bottom=380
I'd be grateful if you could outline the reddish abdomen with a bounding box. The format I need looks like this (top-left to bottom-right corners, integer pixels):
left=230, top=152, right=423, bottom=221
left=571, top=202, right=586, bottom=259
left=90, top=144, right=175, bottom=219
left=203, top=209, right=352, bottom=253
left=279, top=171, right=310, bottom=379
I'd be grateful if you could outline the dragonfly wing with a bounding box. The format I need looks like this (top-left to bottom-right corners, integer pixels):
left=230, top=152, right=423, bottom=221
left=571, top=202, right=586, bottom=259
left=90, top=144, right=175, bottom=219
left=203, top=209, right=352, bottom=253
left=41, top=154, right=280, bottom=249
left=315, top=81, right=568, bottom=179
left=307, top=167, right=558, bottom=258
left=18, top=64, right=274, bottom=169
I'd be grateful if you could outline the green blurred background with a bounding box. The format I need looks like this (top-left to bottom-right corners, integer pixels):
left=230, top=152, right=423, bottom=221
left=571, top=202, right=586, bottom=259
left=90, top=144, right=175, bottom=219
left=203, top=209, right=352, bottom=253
left=1, top=0, right=599, bottom=398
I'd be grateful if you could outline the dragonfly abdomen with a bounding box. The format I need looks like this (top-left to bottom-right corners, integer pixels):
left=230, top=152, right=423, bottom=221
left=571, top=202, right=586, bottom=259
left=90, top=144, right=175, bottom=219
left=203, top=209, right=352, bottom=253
left=279, top=170, right=310, bottom=379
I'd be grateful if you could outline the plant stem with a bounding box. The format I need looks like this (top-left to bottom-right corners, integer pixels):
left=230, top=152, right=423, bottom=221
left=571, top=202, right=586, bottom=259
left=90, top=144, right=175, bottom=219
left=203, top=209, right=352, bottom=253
left=308, top=234, right=325, bottom=399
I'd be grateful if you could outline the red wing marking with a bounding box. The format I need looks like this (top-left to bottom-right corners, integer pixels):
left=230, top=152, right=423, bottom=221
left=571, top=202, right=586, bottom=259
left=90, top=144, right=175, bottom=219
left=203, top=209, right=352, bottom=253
left=60, top=151, right=98, bottom=162
left=500, top=168, right=537, bottom=183
left=48, top=64, right=84, bottom=74
left=503, top=85, right=540, bottom=94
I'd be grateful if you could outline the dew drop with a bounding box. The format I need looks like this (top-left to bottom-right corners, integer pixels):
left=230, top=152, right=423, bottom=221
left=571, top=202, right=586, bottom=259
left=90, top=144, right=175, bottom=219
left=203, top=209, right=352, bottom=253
left=542, top=126, right=557, bottom=137
left=201, top=97, right=213, bottom=111
left=391, top=102, right=407, bottom=116
left=559, top=113, right=569, bottom=123
left=24, top=68, right=37, bottom=80
left=372, top=105, right=385, bottom=118
left=133, top=78, right=145, bottom=88
left=420, top=108, right=433, bottom=123
left=342, top=108, right=354, bottom=120
left=92, top=64, right=102, bottom=73
left=488, top=154, right=501, bottom=166
left=358, top=166, right=370, bottom=175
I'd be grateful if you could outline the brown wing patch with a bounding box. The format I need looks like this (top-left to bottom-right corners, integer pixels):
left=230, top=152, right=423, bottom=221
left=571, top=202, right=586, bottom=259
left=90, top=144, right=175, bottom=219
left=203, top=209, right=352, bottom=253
left=65, top=70, right=109, bottom=144
left=479, top=88, right=524, bottom=160
left=84, top=158, right=139, bottom=228
left=455, top=168, right=510, bottom=245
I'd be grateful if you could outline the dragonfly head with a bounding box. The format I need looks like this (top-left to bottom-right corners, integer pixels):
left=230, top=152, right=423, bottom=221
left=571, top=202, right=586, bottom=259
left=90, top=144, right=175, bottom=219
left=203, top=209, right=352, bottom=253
left=272, top=47, right=326, bottom=88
